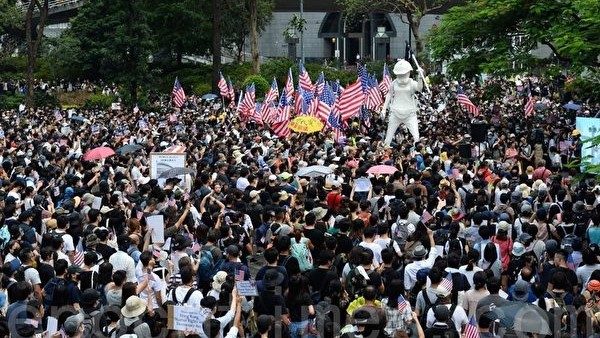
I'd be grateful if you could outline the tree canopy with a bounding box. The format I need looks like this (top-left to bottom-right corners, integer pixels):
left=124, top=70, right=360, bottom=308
left=428, top=0, right=600, bottom=76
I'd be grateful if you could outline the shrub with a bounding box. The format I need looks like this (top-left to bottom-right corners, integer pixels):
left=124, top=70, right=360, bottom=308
left=0, top=94, right=25, bottom=110
left=84, top=94, right=115, bottom=110
left=243, top=74, right=269, bottom=98
left=192, top=82, right=212, bottom=96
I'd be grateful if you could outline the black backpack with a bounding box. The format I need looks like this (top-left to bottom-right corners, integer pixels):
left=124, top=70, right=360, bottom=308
left=119, top=318, right=143, bottom=335
left=44, top=277, right=69, bottom=309
left=169, top=287, right=196, bottom=306
left=14, top=266, right=31, bottom=283
left=421, top=291, right=457, bottom=330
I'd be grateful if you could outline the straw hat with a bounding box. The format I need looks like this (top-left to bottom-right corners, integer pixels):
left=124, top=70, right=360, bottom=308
left=121, top=296, right=146, bottom=318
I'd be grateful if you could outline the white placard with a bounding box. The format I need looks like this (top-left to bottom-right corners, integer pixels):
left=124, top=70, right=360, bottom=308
left=92, top=196, right=102, bottom=210
left=168, top=305, right=205, bottom=333
left=47, top=316, right=58, bottom=338
left=146, top=215, right=165, bottom=244
left=236, top=280, right=258, bottom=296
left=111, top=102, right=121, bottom=111
left=149, top=153, right=186, bottom=179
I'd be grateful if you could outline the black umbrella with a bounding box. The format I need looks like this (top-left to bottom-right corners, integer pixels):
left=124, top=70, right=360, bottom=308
left=116, top=144, right=144, bottom=155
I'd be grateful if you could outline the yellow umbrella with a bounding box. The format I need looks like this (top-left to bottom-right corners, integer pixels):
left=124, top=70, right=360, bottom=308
left=288, top=115, right=324, bottom=133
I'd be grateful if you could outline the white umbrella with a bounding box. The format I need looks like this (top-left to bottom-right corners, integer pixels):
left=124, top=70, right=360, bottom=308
left=296, top=165, right=333, bottom=178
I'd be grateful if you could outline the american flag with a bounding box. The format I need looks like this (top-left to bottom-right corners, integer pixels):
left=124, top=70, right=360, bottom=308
left=524, top=88, right=535, bottom=118
left=359, top=106, right=371, bottom=133
left=463, top=316, right=479, bottom=338
left=264, top=78, right=279, bottom=105
left=315, top=71, right=325, bottom=97
left=285, top=67, right=295, bottom=99
left=357, top=63, right=370, bottom=93
left=235, top=89, right=244, bottom=115
left=235, top=269, right=245, bottom=281
left=316, top=83, right=335, bottom=122
left=457, top=87, right=479, bottom=116
left=299, top=63, right=313, bottom=92
left=260, top=102, right=277, bottom=125
left=294, top=87, right=304, bottom=115
left=239, top=84, right=256, bottom=120
left=72, top=250, right=84, bottom=266
left=397, top=295, right=408, bottom=312
left=328, top=108, right=344, bottom=144
left=440, top=276, right=453, bottom=292
left=272, top=120, right=290, bottom=139
left=276, top=90, right=291, bottom=123
left=338, top=80, right=364, bottom=121
left=366, top=75, right=383, bottom=110
left=332, top=79, right=343, bottom=96
left=379, top=63, right=392, bottom=96
left=217, top=72, right=229, bottom=98
left=251, top=102, right=264, bottom=125
left=171, top=77, right=186, bottom=108
left=302, top=88, right=317, bottom=115
left=227, top=79, right=236, bottom=108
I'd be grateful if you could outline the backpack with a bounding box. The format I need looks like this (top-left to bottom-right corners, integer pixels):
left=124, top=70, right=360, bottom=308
left=345, top=265, right=370, bottom=300
left=170, top=287, right=197, bottom=306
left=197, top=249, right=219, bottom=283
left=0, top=226, right=10, bottom=251
left=460, top=187, right=476, bottom=210
left=14, top=266, right=31, bottom=283
left=119, top=318, right=143, bottom=335
left=44, top=277, right=69, bottom=309
left=393, top=219, right=410, bottom=251
left=332, top=252, right=347, bottom=277
left=290, top=240, right=313, bottom=272
left=421, top=291, right=457, bottom=329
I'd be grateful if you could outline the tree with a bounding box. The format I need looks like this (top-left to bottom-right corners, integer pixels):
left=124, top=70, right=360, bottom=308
left=249, top=0, right=259, bottom=73
left=143, top=0, right=210, bottom=64
left=67, top=0, right=153, bottom=105
left=337, top=0, right=449, bottom=55
left=221, top=0, right=273, bottom=64
left=0, top=0, right=22, bottom=58
left=25, top=0, right=48, bottom=107
left=428, top=0, right=600, bottom=76
left=212, top=0, right=222, bottom=92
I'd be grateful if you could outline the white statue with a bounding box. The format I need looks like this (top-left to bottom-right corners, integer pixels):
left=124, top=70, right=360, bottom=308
left=381, top=59, right=424, bottom=146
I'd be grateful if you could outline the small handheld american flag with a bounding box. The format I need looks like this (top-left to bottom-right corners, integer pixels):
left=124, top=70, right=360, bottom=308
left=397, top=295, right=408, bottom=312
left=171, top=77, right=186, bottom=108
left=440, top=276, right=453, bottom=292
left=463, top=316, right=479, bottom=338
left=235, top=269, right=245, bottom=281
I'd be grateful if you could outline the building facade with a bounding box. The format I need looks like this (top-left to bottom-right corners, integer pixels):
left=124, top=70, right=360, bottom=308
left=258, top=0, right=443, bottom=63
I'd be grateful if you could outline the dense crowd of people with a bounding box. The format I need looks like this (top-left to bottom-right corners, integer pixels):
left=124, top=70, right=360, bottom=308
left=0, top=72, right=598, bottom=338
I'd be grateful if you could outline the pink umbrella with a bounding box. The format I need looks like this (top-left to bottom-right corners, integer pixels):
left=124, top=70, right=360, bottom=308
left=366, top=165, right=398, bottom=175
left=83, top=146, right=115, bottom=161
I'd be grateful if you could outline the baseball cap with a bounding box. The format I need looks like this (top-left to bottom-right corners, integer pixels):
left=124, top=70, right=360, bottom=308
left=63, top=313, right=84, bottom=336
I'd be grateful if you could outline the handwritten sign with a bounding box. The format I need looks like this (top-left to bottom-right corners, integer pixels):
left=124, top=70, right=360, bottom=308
left=167, top=305, right=206, bottom=333
left=236, top=280, right=258, bottom=296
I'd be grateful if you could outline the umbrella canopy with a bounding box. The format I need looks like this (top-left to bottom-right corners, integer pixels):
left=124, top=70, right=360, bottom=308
left=116, top=144, right=144, bottom=155
left=288, top=116, right=324, bottom=133
left=158, top=167, right=196, bottom=179
left=201, top=93, right=218, bottom=101
left=366, top=165, right=398, bottom=175
left=563, top=102, right=581, bottom=111
left=492, top=303, right=551, bottom=335
left=296, top=165, right=333, bottom=178
left=83, top=147, right=115, bottom=161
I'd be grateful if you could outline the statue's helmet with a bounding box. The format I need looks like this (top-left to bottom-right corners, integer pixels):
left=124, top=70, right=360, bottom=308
left=392, top=59, right=413, bottom=75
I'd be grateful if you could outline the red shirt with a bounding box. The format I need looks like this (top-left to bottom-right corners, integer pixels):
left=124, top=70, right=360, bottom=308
left=326, top=191, right=343, bottom=211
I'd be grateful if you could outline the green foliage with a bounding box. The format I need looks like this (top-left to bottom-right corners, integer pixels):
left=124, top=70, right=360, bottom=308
left=144, top=0, right=211, bottom=60
left=243, top=74, right=269, bottom=98
left=564, top=71, right=600, bottom=103
left=33, top=91, right=59, bottom=108
left=67, top=0, right=154, bottom=103
left=260, top=58, right=295, bottom=85
left=44, top=34, right=85, bottom=80
left=0, top=56, right=26, bottom=79
left=192, top=82, right=212, bottom=96
left=0, top=93, right=24, bottom=110
left=428, top=0, right=600, bottom=76
left=84, top=94, right=116, bottom=110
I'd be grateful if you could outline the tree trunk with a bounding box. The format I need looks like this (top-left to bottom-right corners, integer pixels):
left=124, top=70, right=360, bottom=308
left=176, top=52, right=183, bottom=65
left=25, top=0, right=48, bottom=108
left=130, top=80, right=138, bottom=105
left=212, top=0, right=222, bottom=92
left=406, top=13, right=423, bottom=57
left=249, top=0, right=259, bottom=74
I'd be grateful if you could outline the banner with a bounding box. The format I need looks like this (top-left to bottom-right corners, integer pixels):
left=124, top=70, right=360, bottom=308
left=575, top=117, right=600, bottom=170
